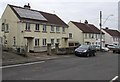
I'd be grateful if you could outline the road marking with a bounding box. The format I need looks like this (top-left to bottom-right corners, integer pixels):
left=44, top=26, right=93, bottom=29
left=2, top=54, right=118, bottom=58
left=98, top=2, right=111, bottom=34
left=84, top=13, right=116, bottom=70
left=110, top=76, right=118, bottom=82
left=0, top=61, right=45, bottom=69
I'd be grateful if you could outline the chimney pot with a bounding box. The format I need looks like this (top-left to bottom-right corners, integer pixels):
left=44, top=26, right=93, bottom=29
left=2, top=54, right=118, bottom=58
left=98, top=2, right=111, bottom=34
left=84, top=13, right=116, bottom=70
left=24, top=3, right=31, bottom=9
left=84, top=20, right=88, bottom=24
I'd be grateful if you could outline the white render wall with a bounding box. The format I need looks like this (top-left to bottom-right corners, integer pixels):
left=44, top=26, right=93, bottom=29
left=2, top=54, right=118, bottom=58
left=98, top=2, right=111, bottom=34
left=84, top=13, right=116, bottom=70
left=102, top=29, right=113, bottom=45
left=1, top=5, right=69, bottom=52
left=68, top=21, right=84, bottom=45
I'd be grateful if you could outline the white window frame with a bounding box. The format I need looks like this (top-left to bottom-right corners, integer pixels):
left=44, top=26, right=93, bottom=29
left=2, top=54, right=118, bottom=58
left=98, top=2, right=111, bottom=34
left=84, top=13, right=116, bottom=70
left=42, top=38, right=47, bottom=46
left=62, top=27, right=65, bottom=33
left=35, top=38, right=39, bottom=46
left=69, top=33, right=72, bottom=39
left=43, top=25, right=47, bottom=32
left=26, top=23, right=30, bottom=30
left=51, top=25, right=54, bottom=32
left=51, top=39, right=54, bottom=46
left=56, top=26, right=60, bottom=32
left=35, top=24, right=40, bottom=31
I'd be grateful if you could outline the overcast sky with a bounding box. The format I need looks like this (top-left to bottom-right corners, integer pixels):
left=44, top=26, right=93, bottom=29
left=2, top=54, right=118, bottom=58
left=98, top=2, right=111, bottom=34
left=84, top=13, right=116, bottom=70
left=0, top=0, right=119, bottom=30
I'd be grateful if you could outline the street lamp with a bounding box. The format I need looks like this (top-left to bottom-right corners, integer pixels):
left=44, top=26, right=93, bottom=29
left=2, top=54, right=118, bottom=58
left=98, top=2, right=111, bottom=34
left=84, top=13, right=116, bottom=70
left=102, top=14, right=114, bottom=26
left=99, top=11, right=113, bottom=51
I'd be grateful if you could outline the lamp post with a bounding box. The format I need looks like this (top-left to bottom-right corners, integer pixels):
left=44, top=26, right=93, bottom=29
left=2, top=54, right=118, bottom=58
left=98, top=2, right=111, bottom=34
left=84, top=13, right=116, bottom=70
left=102, top=14, right=114, bottom=26
left=99, top=11, right=114, bottom=51
left=99, top=11, right=102, bottom=51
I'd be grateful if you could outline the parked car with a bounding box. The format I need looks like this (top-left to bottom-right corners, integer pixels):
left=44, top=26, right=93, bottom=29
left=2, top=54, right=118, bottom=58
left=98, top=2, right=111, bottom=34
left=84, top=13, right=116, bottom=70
left=113, top=45, right=120, bottom=54
left=95, top=45, right=109, bottom=52
left=75, top=45, right=96, bottom=57
left=107, top=44, right=117, bottom=50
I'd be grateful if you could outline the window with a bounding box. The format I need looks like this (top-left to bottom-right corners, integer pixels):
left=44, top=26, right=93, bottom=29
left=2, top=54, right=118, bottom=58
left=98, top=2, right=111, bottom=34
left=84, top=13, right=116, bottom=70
left=35, top=39, right=39, bottom=46
left=51, top=39, right=54, bottom=45
left=26, top=23, right=30, bottom=30
left=84, top=33, right=87, bottom=39
left=6, top=24, right=9, bottom=32
left=62, top=27, right=65, bottom=33
left=43, top=25, right=47, bottom=32
left=56, top=39, right=60, bottom=44
left=89, top=34, right=91, bottom=38
left=2, top=23, right=5, bottom=31
left=51, top=25, right=54, bottom=32
left=69, top=33, right=72, bottom=39
left=56, top=26, right=60, bottom=32
left=43, top=39, right=47, bottom=46
left=35, top=24, right=39, bottom=31
left=91, top=34, right=94, bottom=38
left=96, top=34, right=98, bottom=39
left=13, top=36, right=16, bottom=46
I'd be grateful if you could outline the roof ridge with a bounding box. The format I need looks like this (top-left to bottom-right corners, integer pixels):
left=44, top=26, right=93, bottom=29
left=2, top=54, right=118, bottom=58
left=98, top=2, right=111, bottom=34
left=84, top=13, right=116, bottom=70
left=8, top=4, right=55, bottom=15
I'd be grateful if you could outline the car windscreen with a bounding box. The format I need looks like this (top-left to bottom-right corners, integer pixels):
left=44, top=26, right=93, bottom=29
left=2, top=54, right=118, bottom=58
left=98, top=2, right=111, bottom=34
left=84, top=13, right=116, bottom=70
left=78, top=45, right=89, bottom=49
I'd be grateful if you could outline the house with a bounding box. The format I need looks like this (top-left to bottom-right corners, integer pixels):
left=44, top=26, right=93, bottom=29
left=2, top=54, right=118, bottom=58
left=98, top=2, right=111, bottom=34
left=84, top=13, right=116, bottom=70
left=68, top=20, right=105, bottom=46
left=1, top=4, right=69, bottom=52
left=102, top=27, right=120, bottom=46
left=0, top=19, right=3, bottom=44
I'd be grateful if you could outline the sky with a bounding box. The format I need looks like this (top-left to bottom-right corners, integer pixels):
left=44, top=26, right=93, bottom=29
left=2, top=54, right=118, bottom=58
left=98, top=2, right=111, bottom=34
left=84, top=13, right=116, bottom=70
left=0, top=0, right=119, bottom=30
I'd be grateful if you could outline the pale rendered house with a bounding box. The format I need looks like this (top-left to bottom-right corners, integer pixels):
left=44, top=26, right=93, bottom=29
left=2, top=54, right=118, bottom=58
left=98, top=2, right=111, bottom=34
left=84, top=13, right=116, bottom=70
left=68, top=20, right=105, bottom=46
left=102, top=28, right=120, bottom=46
left=1, top=4, right=69, bottom=52
left=0, top=19, right=3, bottom=44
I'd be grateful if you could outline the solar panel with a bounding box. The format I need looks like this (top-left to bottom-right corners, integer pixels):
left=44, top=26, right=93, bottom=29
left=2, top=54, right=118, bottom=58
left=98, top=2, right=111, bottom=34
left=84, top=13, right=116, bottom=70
left=13, top=7, right=47, bottom=21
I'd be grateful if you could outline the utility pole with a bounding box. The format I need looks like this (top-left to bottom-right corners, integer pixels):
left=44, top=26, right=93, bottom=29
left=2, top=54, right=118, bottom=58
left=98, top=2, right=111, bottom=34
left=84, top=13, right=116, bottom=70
left=99, top=11, right=102, bottom=51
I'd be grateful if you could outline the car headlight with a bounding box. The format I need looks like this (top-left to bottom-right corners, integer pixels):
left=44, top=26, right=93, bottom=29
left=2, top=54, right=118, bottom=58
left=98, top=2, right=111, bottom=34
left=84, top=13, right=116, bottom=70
left=83, top=50, right=87, bottom=52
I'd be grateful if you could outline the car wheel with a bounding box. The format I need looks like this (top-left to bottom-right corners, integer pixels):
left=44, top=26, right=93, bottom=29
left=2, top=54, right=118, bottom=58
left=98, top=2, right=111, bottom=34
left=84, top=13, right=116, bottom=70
left=86, top=53, right=89, bottom=57
left=93, top=53, right=96, bottom=56
left=113, top=50, right=115, bottom=53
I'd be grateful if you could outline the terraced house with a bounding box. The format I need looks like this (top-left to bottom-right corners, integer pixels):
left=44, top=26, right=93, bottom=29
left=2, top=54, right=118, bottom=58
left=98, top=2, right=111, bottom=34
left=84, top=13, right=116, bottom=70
left=1, top=4, right=69, bottom=52
left=68, top=20, right=105, bottom=46
left=102, top=28, right=120, bottom=46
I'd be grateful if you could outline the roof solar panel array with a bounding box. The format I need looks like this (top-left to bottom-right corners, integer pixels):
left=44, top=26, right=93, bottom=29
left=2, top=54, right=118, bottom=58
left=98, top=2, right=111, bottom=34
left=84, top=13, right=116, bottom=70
left=13, top=7, right=47, bottom=21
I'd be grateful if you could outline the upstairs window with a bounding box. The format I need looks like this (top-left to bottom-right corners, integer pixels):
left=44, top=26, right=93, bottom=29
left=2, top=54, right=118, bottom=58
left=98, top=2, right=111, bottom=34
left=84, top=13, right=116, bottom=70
left=62, top=27, right=65, bottom=33
left=25, top=23, right=30, bottom=31
left=2, top=23, right=5, bottom=31
left=51, top=25, right=54, bottom=32
left=35, top=24, right=40, bottom=31
left=69, top=33, right=72, bottom=39
left=56, top=26, right=60, bottom=32
left=43, top=25, right=47, bottom=32
left=6, top=24, right=9, bottom=32
left=84, top=33, right=87, bottom=39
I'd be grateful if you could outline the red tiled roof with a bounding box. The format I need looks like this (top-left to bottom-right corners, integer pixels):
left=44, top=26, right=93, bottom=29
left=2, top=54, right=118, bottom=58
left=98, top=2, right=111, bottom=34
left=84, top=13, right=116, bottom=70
left=71, top=21, right=104, bottom=34
left=8, top=4, right=68, bottom=27
left=103, top=28, right=120, bottom=37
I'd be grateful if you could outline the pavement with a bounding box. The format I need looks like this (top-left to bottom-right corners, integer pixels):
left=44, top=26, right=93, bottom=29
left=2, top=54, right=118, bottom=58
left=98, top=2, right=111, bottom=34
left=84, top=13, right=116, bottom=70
left=2, top=50, right=117, bottom=66
left=2, top=51, right=69, bottom=66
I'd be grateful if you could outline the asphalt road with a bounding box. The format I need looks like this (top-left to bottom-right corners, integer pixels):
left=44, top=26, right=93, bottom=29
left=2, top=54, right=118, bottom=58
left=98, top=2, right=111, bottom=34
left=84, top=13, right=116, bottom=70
left=2, top=52, right=118, bottom=80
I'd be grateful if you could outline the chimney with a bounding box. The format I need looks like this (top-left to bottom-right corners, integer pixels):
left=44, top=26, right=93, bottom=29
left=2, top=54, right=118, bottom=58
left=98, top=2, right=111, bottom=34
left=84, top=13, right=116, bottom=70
left=84, top=20, right=88, bottom=24
left=105, top=27, right=109, bottom=29
left=79, top=20, right=81, bottom=23
left=24, top=3, right=31, bottom=9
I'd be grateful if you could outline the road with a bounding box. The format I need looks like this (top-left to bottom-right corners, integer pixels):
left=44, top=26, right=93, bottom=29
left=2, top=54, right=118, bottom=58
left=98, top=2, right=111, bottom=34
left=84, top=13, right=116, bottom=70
left=2, top=52, right=118, bottom=80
